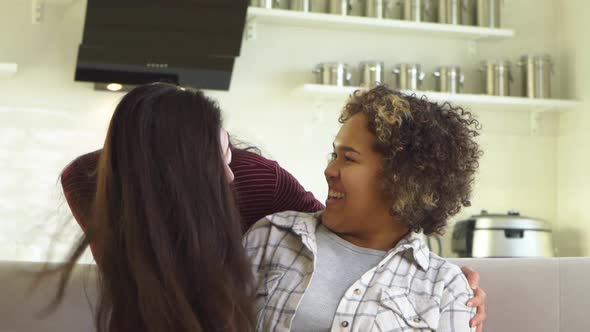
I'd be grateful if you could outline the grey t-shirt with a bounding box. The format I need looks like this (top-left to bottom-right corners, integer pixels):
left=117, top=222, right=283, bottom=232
left=291, top=223, right=386, bottom=332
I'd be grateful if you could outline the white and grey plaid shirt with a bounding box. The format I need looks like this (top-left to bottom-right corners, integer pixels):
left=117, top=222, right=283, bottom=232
left=243, top=211, right=476, bottom=332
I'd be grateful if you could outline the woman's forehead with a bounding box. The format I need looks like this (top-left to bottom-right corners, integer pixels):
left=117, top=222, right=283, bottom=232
left=335, top=113, right=375, bottom=149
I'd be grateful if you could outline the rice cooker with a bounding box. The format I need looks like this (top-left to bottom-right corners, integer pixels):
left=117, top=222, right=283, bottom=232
left=452, top=210, right=554, bottom=258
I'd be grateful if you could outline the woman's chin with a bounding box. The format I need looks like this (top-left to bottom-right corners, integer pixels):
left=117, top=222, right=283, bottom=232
left=320, top=211, right=340, bottom=230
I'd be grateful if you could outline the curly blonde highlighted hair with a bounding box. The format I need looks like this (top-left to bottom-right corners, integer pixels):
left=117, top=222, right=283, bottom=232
left=339, top=85, right=482, bottom=235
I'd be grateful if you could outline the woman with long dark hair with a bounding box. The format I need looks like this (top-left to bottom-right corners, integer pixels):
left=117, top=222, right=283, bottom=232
left=42, top=82, right=254, bottom=332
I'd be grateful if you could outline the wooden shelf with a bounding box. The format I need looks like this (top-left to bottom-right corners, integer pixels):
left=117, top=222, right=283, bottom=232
left=247, top=7, right=515, bottom=41
left=295, top=84, right=579, bottom=113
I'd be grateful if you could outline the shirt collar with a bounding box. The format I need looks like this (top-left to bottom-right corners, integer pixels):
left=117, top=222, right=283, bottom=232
left=265, top=211, right=321, bottom=236
left=385, top=232, right=431, bottom=271
left=266, top=211, right=430, bottom=271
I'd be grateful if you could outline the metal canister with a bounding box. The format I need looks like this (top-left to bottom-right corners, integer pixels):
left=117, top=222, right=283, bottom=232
left=517, top=55, right=553, bottom=99
left=392, top=64, right=425, bottom=90
left=366, top=0, right=385, bottom=18
left=402, top=0, right=423, bottom=21
left=461, top=0, right=476, bottom=25
left=290, top=0, right=311, bottom=12
left=477, top=0, right=501, bottom=28
left=329, top=0, right=348, bottom=15
left=329, top=0, right=365, bottom=16
left=251, top=0, right=289, bottom=9
left=309, top=0, right=329, bottom=13
left=423, top=0, right=438, bottom=22
left=433, top=66, right=464, bottom=93
left=291, top=0, right=328, bottom=13
left=384, top=0, right=403, bottom=19
left=438, top=0, right=462, bottom=25
left=313, top=62, right=352, bottom=87
left=360, top=61, right=385, bottom=88
left=402, top=0, right=437, bottom=22
left=349, top=0, right=365, bottom=16
left=479, top=60, right=512, bottom=96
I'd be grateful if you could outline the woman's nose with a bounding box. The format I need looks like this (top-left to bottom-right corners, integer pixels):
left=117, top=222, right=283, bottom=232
left=324, top=160, right=339, bottom=180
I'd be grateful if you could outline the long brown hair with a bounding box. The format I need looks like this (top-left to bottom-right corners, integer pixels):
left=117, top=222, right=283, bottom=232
left=40, top=83, right=254, bottom=331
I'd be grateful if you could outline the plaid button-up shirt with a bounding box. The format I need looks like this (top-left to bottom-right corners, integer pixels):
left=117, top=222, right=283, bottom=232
left=243, top=211, right=476, bottom=332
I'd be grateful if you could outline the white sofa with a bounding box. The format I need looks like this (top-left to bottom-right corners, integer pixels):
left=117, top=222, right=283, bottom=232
left=0, top=258, right=588, bottom=332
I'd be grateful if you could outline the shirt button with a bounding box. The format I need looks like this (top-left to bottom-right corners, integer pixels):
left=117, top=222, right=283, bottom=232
left=341, top=321, right=349, bottom=328
left=353, top=288, right=361, bottom=295
left=413, top=317, right=422, bottom=323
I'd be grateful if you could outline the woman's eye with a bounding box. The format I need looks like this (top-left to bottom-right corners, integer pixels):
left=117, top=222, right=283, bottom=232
left=329, top=152, right=354, bottom=163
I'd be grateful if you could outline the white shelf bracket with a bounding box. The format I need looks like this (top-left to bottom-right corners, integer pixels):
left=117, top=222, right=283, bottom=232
left=467, top=40, right=477, bottom=58
left=530, top=110, right=542, bottom=136
left=245, top=17, right=257, bottom=41
left=312, top=100, right=326, bottom=123
left=31, top=0, right=44, bottom=24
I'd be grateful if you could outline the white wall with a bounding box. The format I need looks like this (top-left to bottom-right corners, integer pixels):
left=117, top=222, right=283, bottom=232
left=555, top=0, right=590, bottom=257
left=0, top=0, right=571, bottom=261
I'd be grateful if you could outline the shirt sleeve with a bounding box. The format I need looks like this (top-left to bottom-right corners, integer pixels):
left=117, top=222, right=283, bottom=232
left=243, top=218, right=269, bottom=269
left=60, top=150, right=100, bottom=230
left=437, top=267, right=477, bottom=332
left=60, top=150, right=101, bottom=262
left=271, top=162, right=324, bottom=214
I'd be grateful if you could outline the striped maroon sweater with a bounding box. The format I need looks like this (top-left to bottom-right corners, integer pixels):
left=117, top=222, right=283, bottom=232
left=60, top=148, right=324, bottom=233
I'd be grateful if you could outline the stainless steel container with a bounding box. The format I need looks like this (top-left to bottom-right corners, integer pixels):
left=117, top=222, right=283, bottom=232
left=360, top=61, right=385, bottom=88
left=329, top=0, right=364, bottom=16
left=251, top=0, right=274, bottom=8
left=350, top=0, right=364, bottom=16
left=290, top=0, right=310, bottom=11
left=402, top=0, right=437, bottom=22
left=384, top=0, right=403, bottom=19
left=479, top=60, right=512, bottom=96
left=438, top=0, right=461, bottom=24
left=329, top=0, right=348, bottom=15
left=316, top=0, right=331, bottom=12
left=291, top=0, right=329, bottom=12
left=423, top=0, right=438, bottom=22
left=251, top=0, right=289, bottom=9
left=461, top=0, right=476, bottom=25
left=392, top=64, right=425, bottom=90
left=433, top=65, right=464, bottom=93
left=452, top=211, right=554, bottom=258
left=518, top=54, right=553, bottom=99
left=477, top=0, right=501, bottom=28
left=313, top=62, right=352, bottom=87
left=403, top=0, right=423, bottom=21
left=366, top=0, right=385, bottom=18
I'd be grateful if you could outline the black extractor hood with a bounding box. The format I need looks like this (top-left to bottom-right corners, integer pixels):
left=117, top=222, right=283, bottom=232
left=75, top=0, right=248, bottom=91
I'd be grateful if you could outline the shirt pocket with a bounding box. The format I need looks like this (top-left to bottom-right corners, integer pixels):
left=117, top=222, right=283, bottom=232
left=254, top=269, right=287, bottom=329
left=256, top=269, right=285, bottom=297
left=375, top=288, right=441, bottom=331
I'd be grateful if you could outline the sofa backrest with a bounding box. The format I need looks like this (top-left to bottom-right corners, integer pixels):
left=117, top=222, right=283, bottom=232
left=1, top=258, right=588, bottom=332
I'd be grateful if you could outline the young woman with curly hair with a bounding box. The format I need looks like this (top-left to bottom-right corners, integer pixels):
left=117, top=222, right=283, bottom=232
left=244, top=85, right=483, bottom=332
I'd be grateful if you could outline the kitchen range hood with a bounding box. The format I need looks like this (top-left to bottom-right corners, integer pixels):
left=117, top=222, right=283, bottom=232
left=75, top=0, right=248, bottom=91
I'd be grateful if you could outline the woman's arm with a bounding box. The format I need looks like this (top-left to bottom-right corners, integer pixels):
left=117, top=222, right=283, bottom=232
left=60, top=150, right=100, bottom=228
left=271, top=162, right=324, bottom=214
left=60, top=150, right=100, bottom=260
left=438, top=266, right=477, bottom=332
left=462, top=267, right=487, bottom=332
